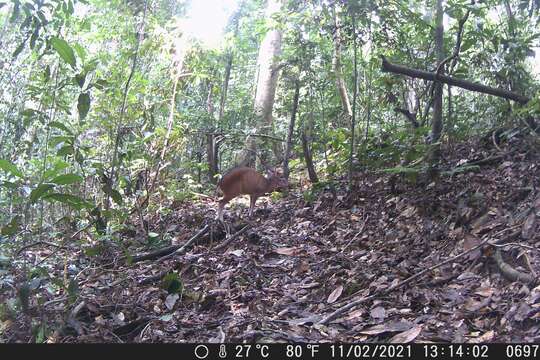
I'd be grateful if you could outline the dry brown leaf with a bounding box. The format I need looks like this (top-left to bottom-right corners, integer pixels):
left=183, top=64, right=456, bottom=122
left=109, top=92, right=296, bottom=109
left=401, top=206, right=416, bottom=218
left=359, top=321, right=412, bottom=335
left=274, top=247, right=298, bottom=256
left=389, top=325, right=422, bottom=343
left=469, top=330, right=495, bottom=343
left=370, top=306, right=386, bottom=320
left=327, top=285, right=344, bottom=304
left=165, top=294, right=179, bottom=310
left=345, top=309, right=364, bottom=321
left=522, top=212, right=537, bottom=240
left=474, top=287, right=495, bottom=297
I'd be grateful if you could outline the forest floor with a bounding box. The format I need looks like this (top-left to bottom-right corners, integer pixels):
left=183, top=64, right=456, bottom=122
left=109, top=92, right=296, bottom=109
left=2, top=133, right=540, bottom=343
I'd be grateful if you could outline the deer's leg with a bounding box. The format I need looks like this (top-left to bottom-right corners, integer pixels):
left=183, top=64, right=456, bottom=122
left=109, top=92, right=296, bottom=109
left=249, top=195, right=258, bottom=217
left=217, top=197, right=231, bottom=221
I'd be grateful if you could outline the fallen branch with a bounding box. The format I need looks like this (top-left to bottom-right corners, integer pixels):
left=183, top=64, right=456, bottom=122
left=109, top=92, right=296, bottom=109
left=213, top=224, right=251, bottom=251
left=491, top=249, right=536, bottom=285
left=464, top=155, right=505, bottom=167
left=381, top=57, right=530, bottom=104
left=157, top=225, right=210, bottom=262
left=128, top=225, right=209, bottom=263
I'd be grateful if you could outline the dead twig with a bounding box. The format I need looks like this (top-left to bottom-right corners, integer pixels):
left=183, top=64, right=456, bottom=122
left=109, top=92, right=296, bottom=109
left=16, top=241, right=67, bottom=255
left=341, top=215, right=368, bottom=253
left=157, top=224, right=210, bottom=262
left=319, top=235, right=495, bottom=325
left=490, top=242, right=536, bottom=251
left=213, top=224, right=250, bottom=251
left=129, top=224, right=209, bottom=263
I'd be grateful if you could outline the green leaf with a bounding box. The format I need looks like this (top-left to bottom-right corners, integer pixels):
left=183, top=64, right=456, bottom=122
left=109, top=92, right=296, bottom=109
left=67, top=0, right=74, bottom=15
left=92, top=79, right=108, bottom=90
left=50, top=36, right=76, bottom=68
left=49, top=121, right=72, bottom=134
left=30, top=26, right=39, bottom=49
left=1, top=181, right=19, bottom=189
left=73, top=43, right=86, bottom=61
left=75, top=73, right=86, bottom=88
left=44, top=65, right=50, bottom=82
left=1, top=216, right=21, bottom=236
left=0, top=159, right=23, bottom=178
left=12, top=40, right=26, bottom=58
left=43, top=160, right=70, bottom=180
left=57, top=145, right=74, bottom=156
left=67, top=279, right=78, bottom=304
left=84, top=245, right=102, bottom=257
left=10, top=1, right=20, bottom=23
left=30, top=184, right=55, bottom=203
left=75, top=150, right=84, bottom=165
left=77, top=92, right=90, bottom=120
left=49, top=135, right=73, bottom=147
left=43, top=193, right=92, bottom=210
left=51, top=174, right=83, bottom=185
left=161, top=273, right=183, bottom=294
left=110, top=189, right=123, bottom=205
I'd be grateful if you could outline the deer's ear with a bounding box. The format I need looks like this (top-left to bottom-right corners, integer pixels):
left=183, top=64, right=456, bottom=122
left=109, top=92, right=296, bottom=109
left=266, top=168, right=276, bottom=176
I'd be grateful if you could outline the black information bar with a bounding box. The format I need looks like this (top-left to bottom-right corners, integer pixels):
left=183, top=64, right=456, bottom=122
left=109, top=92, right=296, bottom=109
left=1, top=343, right=539, bottom=359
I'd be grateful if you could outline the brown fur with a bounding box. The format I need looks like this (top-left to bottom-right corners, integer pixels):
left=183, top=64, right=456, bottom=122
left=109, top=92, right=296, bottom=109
left=216, top=167, right=287, bottom=220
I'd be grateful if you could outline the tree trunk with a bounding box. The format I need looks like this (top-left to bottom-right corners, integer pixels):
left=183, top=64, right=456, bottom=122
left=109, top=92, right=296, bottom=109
left=218, top=9, right=240, bottom=124
left=283, top=80, right=300, bottom=180
left=219, top=54, right=233, bottom=123
left=332, top=4, right=353, bottom=124
left=430, top=0, right=444, bottom=165
left=240, top=0, right=282, bottom=168
left=301, top=127, right=318, bottom=183
left=348, top=11, right=358, bottom=184
left=206, top=133, right=218, bottom=183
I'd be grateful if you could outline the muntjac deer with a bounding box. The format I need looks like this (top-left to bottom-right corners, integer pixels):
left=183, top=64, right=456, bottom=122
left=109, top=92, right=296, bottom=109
left=216, top=167, right=288, bottom=221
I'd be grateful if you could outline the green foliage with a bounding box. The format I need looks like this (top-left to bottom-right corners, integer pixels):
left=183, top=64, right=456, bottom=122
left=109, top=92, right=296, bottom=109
left=161, top=272, right=183, bottom=294
left=1, top=216, right=21, bottom=236
left=43, top=193, right=92, bottom=210
left=77, top=92, right=90, bottom=120
left=29, top=184, right=55, bottom=203
left=50, top=36, right=77, bottom=68
left=303, top=180, right=338, bottom=204
left=442, top=164, right=481, bottom=177
left=0, top=159, right=24, bottom=178
left=50, top=173, right=83, bottom=185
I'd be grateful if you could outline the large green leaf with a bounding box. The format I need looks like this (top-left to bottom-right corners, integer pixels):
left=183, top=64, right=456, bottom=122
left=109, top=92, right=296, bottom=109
left=0, top=159, right=23, bottom=178
left=1, top=181, right=19, bottom=189
left=75, top=73, right=86, bottom=88
left=51, top=174, right=83, bottom=185
left=43, top=193, right=92, bottom=210
left=110, top=189, right=123, bottom=205
left=10, top=0, right=20, bottom=23
left=50, top=36, right=76, bottom=68
left=49, top=121, right=72, bottom=134
left=1, top=216, right=21, bottom=236
left=77, top=92, right=90, bottom=120
left=30, top=184, right=55, bottom=203
left=43, top=160, right=70, bottom=181
left=57, top=145, right=74, bottom=156
left=49, top=135, right=74, bottom=147
left=12, top=40, right=26, bottom=58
